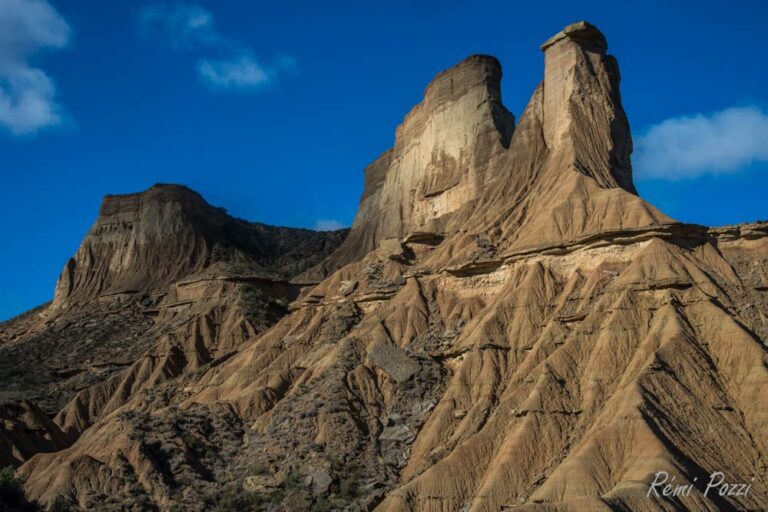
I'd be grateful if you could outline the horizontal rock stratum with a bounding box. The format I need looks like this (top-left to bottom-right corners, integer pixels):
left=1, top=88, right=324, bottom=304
left=1, top=21, right=767, bottom=512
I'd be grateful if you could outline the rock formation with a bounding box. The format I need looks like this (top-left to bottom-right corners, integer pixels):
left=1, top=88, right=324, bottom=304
left=53, top=184, right=346, bottom=309
left=1, top=21, right=767, bottom=512
left=0, top=184, right=346, bottom=452
left=302, top=54, right=514, bottom=279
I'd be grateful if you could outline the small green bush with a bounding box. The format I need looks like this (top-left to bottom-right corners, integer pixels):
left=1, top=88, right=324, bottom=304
left=203, top=488, right=264, bottom=512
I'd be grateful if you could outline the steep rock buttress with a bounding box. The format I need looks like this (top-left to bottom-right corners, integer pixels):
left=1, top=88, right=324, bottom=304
left=305, top=55, right=515, bottom=278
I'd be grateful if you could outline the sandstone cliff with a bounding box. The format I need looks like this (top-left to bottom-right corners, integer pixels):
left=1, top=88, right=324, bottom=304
left=1, top=185, right=346, bottom=455
left=53, top=183, right=346, bottom=309
left=2, top=21, right=767, bottom=512
left=302, top=54, right=514, bottom=279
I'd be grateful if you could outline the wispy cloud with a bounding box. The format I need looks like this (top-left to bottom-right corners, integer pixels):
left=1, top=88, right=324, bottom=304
left=0, top=0, right=70, bottom=135
left=197, top=56, right=270, bottom=90
left=634, top=106, right=768, bottom=180
left=139, top=2, right=293, bottom=92
left=314, top=219, right=346, bottom=231
left=139, top=3, right=217, bottom=49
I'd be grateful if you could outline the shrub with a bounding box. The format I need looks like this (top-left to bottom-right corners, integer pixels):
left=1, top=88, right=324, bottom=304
left=206, top=489, right=263, bottom=512
left=311, top=496, right=332, bottom=512
left=0, top=466, right=40, bottom=511
left=49, top=496, right=74, bottom=512
left=337, top=473, right=360, bottom=501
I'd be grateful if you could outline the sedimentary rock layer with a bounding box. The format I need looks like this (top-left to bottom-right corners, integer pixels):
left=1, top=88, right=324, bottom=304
left=2, top=21, right=766, bottom=512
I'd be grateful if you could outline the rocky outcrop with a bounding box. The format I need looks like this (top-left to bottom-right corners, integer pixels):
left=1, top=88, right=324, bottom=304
left=4, top=21, right=768, bottom=512
left=432, top=22, right=669, bottom=264
left=0, top=401, right=69, bottom=468
left=52, top=184, right=347, bottom=310
left=0, top=185, right=347, bottom=467
left=540, top=21, right=634, bottom=192
left=306, top=55, right=514, bottom=278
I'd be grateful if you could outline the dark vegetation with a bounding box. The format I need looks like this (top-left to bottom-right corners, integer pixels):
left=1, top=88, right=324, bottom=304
left=0, top=467, right=73, bottom=512
left=201, top=465, right=363, bottom=512
left=0, top=467, right=38, bottom=512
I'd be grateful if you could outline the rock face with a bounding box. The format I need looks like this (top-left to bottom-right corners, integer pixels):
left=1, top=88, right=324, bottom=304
left=305, top=55, right=514, bottom=278
left=2, top=21, right=768, bottom=512
left=53, top=184, right=347, bottom=309
left=540, top=21, right=634, bottom=192
left=0, top=401, right=68, bottom=468
left=0, top=185, right=346, bottom=457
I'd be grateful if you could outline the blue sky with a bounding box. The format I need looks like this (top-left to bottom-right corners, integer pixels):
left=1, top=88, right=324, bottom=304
left=1, top=0, right=767, bottom=320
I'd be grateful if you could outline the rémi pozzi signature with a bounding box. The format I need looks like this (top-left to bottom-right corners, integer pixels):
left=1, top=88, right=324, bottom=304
left=647, top=471, right=755, bottom=499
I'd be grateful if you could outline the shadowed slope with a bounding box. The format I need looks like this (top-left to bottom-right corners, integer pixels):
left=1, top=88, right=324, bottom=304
left=0, top=184, right=347, bottom=463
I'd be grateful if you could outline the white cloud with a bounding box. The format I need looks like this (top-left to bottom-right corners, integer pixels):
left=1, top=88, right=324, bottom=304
left=0, top=0, right=70, bottom=135
left=197, top=55, right=270, bottom=90
left=140, top=3, right=293, bottom=92
left=634, top=106, right=768, bottom=180
left=314, top=219, right=346, bottom=231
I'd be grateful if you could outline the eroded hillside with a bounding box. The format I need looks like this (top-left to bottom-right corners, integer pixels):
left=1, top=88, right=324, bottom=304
left=2, top=21, right=767, bottom=512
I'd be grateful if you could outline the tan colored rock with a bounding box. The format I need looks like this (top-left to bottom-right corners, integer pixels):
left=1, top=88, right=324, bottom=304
left=303, top=55, right=514, bottom=277
left=51, top=183, right=347, bottom=311
left=3, top=20, right=768, bottom=512
left=378, top=238, right=407, bottom=261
